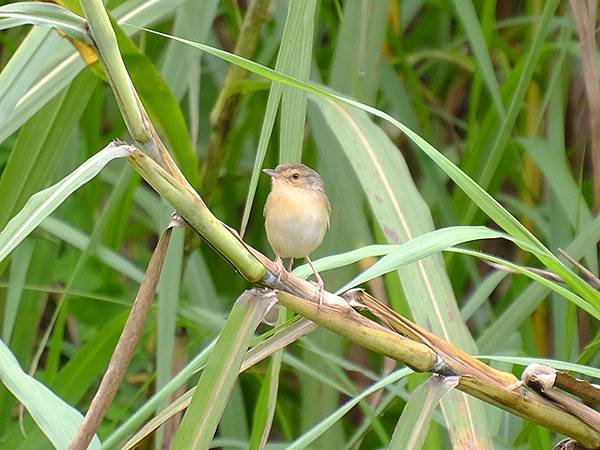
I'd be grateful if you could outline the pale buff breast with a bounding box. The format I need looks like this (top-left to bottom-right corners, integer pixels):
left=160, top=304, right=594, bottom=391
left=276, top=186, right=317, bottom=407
left=264, top=183, right=330, bottom=258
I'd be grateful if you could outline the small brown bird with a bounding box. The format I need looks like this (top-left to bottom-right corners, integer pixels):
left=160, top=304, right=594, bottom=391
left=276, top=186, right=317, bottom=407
left=263, top=163, right=331, bottom=303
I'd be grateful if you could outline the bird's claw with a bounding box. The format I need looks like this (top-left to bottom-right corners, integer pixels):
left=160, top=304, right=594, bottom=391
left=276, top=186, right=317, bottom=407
left=314, top=280, right=325, bottom=310
left=273, top=255, right=286, bottom=282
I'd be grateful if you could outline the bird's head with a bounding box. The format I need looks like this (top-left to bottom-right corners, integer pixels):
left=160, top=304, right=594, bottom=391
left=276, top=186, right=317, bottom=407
left=262, top=163, right=325, bottom=192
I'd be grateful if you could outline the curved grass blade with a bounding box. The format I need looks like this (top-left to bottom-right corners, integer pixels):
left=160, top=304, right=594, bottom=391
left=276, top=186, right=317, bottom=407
left=131, top=25, right=599, bottom=310
left=477, top=215, right=600, bottom=352
left=447, top=247, right=599, bottom=320
left=171, top=291, right=276, bottom=450
left=335, top=226, right=511, bottom=292
left=479, top=356, right=600, bottom=380
left=0, top=339, right=101, bottom=449
left=450, top=0, right=504, bottom=117
left=286, top=369, right=412, bottom=450
left=0, top=142, right=130, bottom=264
left=389, top=376, right=459, bottom=450
left=0, top=2, right=86, bottom=41
left=0, top=0, right=190, bottom=144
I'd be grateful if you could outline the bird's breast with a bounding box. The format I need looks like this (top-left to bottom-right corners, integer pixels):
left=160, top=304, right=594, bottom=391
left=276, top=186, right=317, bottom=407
left=264, top=185, right=329, bottom=258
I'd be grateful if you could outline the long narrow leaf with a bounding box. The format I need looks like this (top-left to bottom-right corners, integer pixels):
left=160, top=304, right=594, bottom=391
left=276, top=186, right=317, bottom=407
left=278, top=0, right=316, bottom=163
left=0, top=0, right=189, bottom=143
left=450, top=0, right=504, bottom=117
left=389, top=376, right=459, bottom=450
left=286, top=369, right=412, bottom=450
left=0, top=339, right=101, bottom=449
left=0, top=2, right=86, bottom=40
left=0, top=142, right=129, bottom=263
left=171, top=290, right=276, bottom=449
left=336, top=226, right=511, bottom=292
left=131, top=25, right=599, bottom=309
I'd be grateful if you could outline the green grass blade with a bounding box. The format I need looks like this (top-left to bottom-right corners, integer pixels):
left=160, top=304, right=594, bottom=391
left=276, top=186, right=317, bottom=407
left=448, top=248, right=598, bottom=320
left=248, top=308, right=284, bottom=450
left=450, top=0, right=504, bottom=117
left=171, top=291, right=274, bottom=450
left=155, top=226, right=184, bottom=447
left=40, top=217, right=145, bottom=283
left=0, top=339, right=101, bottom=449
left=286, top=369, right=412, bottom=450
left=329, top=0, right=389, bottom=103
left=2, top=240, right=34, bottom=342
left=0, top=2, right=86, bottom=40
left=0, top=71, right=98, bottom=236
left=278, top=0, right=316, bottom=163
left=477, top=215, right=600, bottom=352
left=333, top=226, right=509, bottom=292
left=0, top=142, right=129, bottom=264
left=389, top=376, right=459, bottom=450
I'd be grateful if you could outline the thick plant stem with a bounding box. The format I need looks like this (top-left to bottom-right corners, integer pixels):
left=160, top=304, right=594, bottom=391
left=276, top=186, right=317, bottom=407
left=80, top=0, right=148, bottom=143
left=200, top=0, right=273, bottom=201
left=127, top=148, right=266, bottom=283
left=80, top=0, right=188, bottom=187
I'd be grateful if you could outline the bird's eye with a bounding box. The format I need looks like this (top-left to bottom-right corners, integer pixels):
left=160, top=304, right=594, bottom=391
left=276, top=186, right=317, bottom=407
left=291, top=172, right=300, bottom=180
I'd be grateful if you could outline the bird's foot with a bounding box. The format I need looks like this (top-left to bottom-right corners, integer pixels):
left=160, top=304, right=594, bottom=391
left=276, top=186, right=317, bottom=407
left=273, top=255, right=287, bottom=282
left=305, top=256, right=325, bottom=310
left=313, top=279, right=325, bottom=310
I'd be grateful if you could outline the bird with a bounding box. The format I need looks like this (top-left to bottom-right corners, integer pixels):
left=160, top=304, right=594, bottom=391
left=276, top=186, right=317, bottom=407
left=263, top=162, right=331, bottom=305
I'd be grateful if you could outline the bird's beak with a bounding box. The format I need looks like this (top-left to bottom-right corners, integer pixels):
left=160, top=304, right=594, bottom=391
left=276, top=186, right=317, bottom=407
left=262, top=168, right=278, bottom=178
